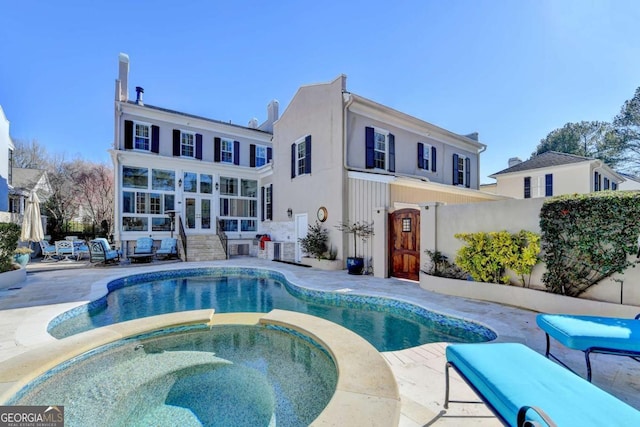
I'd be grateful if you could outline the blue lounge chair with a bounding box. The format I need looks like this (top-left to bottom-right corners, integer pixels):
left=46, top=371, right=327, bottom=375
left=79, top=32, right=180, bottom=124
left=155, top=237, right=177, bottom=259
left=129, top=237, right=154, bottom=263
left=536, top=313, right=640, bottom=382
left=444, top=342, right=640, bottom=426
left=89, top=238, right=120, bottom=265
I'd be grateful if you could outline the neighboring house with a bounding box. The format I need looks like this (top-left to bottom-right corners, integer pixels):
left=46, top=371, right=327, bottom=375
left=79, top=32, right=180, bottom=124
left=487, top=151, right=625, bottom=199
left=618, top=173, right=640, bottom=191
left=0, top=105, right=13, bottom=217
left=266, top=75, right=504, bottom=280
left=112, top=54, right=275, bottom=260
left=8, top=168, right=52, bottom=214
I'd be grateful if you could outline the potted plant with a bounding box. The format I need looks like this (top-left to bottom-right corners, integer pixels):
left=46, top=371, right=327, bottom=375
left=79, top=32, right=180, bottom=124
left=336, top=220, right=374, bottom=275
left=14, top=247, right=33, bottom=267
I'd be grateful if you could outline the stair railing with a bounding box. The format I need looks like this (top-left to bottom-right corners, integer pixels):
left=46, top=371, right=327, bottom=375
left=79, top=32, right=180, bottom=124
left=216, top=217, right=228, bottom=259
left=178, top=215, right=187, bottom=259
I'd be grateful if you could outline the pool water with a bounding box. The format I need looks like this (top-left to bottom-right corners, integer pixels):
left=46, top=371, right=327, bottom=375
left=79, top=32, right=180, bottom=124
left=49, top=268, right=496, bottom=351
left=10, top=325, right=337, bottom=427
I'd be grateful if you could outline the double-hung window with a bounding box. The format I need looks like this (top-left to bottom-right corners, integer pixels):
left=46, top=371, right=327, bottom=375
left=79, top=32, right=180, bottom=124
left=417, top=142, right=436, bottom=172
left=374, top=131, right=387, bottom=169
left=221, top=139, right=234, bottom=163
left=452, top=154, right=470, bottom=187
left=524, top=177, right=531, bottom=199
left=255, top=145, right=267, bottom=167
left=181, top=132, right=195, bottom=157
left=365, top=127, right=395, bottom=172
left=134, top=123, right=150, bottom=150
left=291, top=136, right=311, bottom=178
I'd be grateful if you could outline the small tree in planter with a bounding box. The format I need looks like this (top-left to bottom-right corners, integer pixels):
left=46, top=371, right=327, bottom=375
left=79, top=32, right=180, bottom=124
left=299, top=221, right=329, bottom=260
left=336, top=220, right=374, bottom=274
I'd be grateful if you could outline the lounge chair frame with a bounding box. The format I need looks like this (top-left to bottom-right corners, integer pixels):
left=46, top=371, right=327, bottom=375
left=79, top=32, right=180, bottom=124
left=538, top=313, right=640, bottom=382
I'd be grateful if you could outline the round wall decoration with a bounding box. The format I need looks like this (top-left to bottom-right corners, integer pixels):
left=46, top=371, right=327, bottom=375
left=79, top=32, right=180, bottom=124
left=317, top=206, right=328, bottom=222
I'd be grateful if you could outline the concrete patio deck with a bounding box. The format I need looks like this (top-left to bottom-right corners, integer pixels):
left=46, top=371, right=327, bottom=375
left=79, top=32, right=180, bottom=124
left=1, top=257, right=639, bottom=426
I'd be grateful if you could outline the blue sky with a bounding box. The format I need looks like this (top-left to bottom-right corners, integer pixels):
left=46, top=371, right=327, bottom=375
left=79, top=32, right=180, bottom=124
left=1, top=1, right=639, bottom=183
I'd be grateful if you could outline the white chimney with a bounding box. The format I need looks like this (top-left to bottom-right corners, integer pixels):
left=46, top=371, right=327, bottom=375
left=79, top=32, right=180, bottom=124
left=268, top=99, right=279, bottom=124
left=508, top=157, right=522, bottom=168
left=248, top=118, right=259, bottom=129
left=465, top=132, right=479, bottom=141
left=117, top=53, right=129, bottom=102
left=259, top=99, right=279, bottom=133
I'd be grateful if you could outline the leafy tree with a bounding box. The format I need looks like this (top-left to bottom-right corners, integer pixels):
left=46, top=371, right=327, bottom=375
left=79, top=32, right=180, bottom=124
left=614, top=86, right=640, bottom=172
left=299, top=221, right=329, bottom=259
left=532, top=121, right=625, bottom=168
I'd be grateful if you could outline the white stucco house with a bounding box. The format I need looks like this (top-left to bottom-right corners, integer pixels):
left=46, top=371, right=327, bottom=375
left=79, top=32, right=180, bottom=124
left=264, top=75, right=504, bottom=280
left=486, top=151, right=625, bottom=199
left=111, top=55, right=504, bottom=277
left=112, top=54, right=275, bottom=260
left=0, top=105, right=14, bottom=217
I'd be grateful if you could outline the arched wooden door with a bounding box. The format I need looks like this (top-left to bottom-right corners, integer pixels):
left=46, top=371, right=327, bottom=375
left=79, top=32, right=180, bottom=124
left=389, top=208, right=420, bottom=280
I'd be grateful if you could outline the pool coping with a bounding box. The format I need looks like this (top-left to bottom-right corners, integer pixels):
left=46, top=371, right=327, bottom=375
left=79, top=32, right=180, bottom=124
left=0, top=309, right=401, bottom=427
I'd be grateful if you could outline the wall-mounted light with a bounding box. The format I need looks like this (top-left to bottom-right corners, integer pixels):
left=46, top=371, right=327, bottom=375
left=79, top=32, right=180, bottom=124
left=215, top=182, right=219, bottom=191
left=287, top=208, right=293, bottom=218
left=178, top=179, right=182, bottom=188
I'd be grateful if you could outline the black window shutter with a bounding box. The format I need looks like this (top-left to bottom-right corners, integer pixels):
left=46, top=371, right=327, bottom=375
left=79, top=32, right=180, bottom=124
left=604, top=177, right=610, bottom=190
left=250, top=144, right=256, bottom=167
left=233, top=141, right=240, bottom=165
left=465, top=157, right=471, bottom=188
left=305, top=135, right=312, bottom=174
left=365, top=127, right=375, bottom=168
left=417, top=143, right=424, bottom=169
left=214, top=137, right=221, bottom=162
left=151, top=125, right=160, bottom=153
left=431, top=146, right=437, bottom=172
left=524, top=177, right=531, bottom=198
left=172, top=129, right=180, bottom=156
left=452, top=154, right=459, bottom=185
left=261, top=186, right=265, bottom=221
left=267, top=147, right=272, bottom=163
left=291, top=143, right=296, bottom=178
left=124, top=120, right=133, bottom=149
left=545, top=174, right=553, bottom=197
left=269, top=184, right=273, bottom=220
left=195, top=134, right=203, bottom=160
left=388, top=134, right=395, bottom=172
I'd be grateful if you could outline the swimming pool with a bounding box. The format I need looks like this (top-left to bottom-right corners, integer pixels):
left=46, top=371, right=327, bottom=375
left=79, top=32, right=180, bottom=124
left=48, top=267, right=496, bottom=351
left=9, top=323, right=338, bottom=427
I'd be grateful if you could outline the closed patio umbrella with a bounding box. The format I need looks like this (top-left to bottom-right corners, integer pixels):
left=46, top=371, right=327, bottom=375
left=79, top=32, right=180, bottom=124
left=20, top=191, right=44, bottom=243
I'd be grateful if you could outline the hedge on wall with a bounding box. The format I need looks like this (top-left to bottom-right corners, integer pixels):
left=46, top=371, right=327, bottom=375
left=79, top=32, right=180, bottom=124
left=0, top=222, right=21, bottom=273
left=539, top=191, right=640, bottom=297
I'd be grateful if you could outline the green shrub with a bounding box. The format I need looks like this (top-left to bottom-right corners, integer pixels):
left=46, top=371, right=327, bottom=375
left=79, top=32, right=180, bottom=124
left=0, top=223, right=21, bottom=273
left=454, top=230, right=540, bottom=285
left=423, top=250, right=467, bottom=279
left=540, top=191, right=640, bottom=296
left=299, top=221, right=329, bottom=259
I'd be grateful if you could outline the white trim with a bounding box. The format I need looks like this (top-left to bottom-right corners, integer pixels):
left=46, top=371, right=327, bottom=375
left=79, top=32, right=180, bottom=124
left=347, top=170, right=396, bottom=184
left=119, top=102, right=272, bottom=143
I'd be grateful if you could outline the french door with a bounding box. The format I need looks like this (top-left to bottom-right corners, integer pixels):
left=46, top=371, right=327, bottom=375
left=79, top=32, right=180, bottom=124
left=184, top=196, right=213, bottom=231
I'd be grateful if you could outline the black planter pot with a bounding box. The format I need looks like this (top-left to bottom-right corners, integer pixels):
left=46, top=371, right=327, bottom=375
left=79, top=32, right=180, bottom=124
left=346, top=257, right=364, bottom=275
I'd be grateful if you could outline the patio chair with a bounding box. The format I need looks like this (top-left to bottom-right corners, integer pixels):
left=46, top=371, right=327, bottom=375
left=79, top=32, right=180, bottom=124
left=55, top=240, right=75, bottom=261
left=75, top=240, right=90, bottom=261
left=444, top=342, right=640, bottom=426
left=155, top=238, right=177, bottom=259
left=130, top=237, right=155, bottom=263
left=39, top=240, right=58, bottom=262
left=89, top=238, right=120, bottom=265
left=536, top=313, right=640, bottom=382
